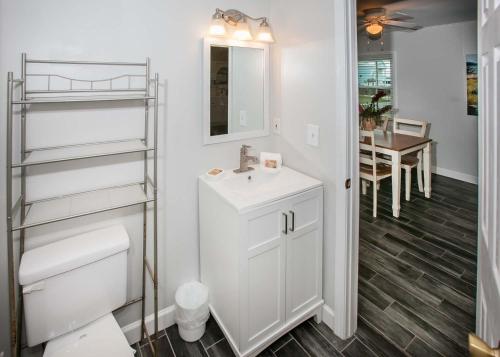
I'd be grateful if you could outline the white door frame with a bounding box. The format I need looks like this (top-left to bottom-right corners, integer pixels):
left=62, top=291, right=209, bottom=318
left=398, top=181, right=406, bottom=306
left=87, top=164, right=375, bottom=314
left=476, top=0, right=500, bottom=345
left=340, top=0, right=493, bottom=342
left=332, top=0, right=360, bottom=338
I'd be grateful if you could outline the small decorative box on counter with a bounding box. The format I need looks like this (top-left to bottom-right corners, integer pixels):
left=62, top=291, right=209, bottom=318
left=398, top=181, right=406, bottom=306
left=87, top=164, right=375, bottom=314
left=260, top=152, right=282, bottom=172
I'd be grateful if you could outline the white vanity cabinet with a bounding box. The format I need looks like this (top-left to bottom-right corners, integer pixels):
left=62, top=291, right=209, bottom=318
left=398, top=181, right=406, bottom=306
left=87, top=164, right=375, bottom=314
left=199, top=167, right=323, bottom=357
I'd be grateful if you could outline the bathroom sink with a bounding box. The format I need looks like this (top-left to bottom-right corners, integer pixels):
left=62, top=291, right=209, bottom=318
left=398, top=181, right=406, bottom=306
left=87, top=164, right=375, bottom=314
left=199, top=165, right=322, bottom=212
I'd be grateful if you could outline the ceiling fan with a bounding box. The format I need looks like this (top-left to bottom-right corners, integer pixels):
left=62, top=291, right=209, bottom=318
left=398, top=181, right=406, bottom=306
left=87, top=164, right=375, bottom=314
left=358, top=7, right=421, bottom=39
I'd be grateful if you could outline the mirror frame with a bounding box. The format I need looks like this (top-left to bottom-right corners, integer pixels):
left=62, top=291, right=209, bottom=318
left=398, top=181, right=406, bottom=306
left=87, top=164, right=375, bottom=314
left=203, top=37, right=270, bottom=145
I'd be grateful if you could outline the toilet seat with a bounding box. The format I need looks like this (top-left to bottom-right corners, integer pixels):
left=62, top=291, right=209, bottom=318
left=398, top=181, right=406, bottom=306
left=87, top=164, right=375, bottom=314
left=43, top=314, right=135, bottom=357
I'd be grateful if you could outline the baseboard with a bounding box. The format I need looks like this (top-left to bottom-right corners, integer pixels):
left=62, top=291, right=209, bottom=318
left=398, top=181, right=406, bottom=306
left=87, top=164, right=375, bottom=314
left=432, top=166, right=478, bottom=185
left=121, top=304, right=176, bottom=344
left=321, top=304, right=335, bottom=330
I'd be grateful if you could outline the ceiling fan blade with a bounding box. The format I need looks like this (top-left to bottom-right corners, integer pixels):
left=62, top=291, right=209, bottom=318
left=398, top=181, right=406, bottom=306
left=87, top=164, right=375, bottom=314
left=383, top=20, right=421, bottom=30
left=393, top=11, right=410, bottom=16
left=358, top=24, right=368, bottom=32
left=386, top=15, right=414, bottom=22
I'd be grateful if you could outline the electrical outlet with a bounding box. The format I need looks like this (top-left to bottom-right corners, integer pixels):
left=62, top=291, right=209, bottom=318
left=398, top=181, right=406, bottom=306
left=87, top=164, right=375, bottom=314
left=273, top=117, right=281, bottom=134
left=239, top=110, right=247, bottom=127
left=306, top=124, right=319, bottom=147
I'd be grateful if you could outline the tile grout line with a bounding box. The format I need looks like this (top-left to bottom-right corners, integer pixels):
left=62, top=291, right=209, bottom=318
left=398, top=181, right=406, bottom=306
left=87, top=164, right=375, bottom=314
left=404, top=335, right=417, bottom=350
left=164, top=329, right=177, bottom=357
left=306, top=319, right=347, bottom=354
left=289, top=335, right=312, bottom=357
left=269, top=334, right=293, bottom=353
left=364, top=237, right=474, bottom=297
left=379, top=288, right=471, bottom=351
left=271, top=338, right=291, bottom=354
left=339, top=336, right=356, bottom=353
left=204, top=337, right=226, bottom=351
left=400, top=249, right=475, bottom=297
left=355, top=336, right=381, bottom=357
left=358, top=314, right=413, bottom=354
left=377, top=271, right=476, bottom=335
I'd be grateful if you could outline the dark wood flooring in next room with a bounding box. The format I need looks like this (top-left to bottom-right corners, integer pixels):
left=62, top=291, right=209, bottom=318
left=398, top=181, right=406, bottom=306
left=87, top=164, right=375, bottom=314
left=136, top=174, right=477, bottom=357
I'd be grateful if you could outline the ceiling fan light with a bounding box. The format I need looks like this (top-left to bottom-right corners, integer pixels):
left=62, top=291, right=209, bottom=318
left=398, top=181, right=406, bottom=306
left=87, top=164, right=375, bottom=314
left=233, top=20, right=252, bottom=41
left=256, top=19, right=274, bottom=43
left=366, top=23, right=383, bottom=35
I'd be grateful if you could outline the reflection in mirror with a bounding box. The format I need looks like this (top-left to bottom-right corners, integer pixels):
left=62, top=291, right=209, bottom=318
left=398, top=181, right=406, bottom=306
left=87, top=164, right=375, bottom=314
left=230, top=47, right=264, bottom=134
left=209, top=45, right=265, bottom=137
left=210, top=47, right=229, bottom=136
left=204, top=38, right=269, bottom=145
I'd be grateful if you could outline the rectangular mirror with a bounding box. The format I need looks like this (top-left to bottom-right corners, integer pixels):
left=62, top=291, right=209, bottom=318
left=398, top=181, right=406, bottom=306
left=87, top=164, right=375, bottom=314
left=203, top=38, right=269, bottom=144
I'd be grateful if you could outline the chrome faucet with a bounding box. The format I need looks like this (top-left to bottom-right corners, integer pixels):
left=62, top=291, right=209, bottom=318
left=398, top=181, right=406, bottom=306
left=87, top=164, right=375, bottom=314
left=234, top=145, right=259, bottom=173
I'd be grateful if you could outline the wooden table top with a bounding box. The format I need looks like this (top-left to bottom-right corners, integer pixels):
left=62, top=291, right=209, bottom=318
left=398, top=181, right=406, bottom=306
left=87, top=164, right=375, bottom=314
left=360, top=131, right=432, bottom=152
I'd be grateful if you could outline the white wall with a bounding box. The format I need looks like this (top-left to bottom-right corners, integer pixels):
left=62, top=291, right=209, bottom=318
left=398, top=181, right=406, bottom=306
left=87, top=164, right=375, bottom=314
left=269, top=0, right=345, bottom=328
left=359, top=21, right=479, bottom=183
left=0, top=0, right=273, bottom=355
left=0, top=1, right=355, bottom=354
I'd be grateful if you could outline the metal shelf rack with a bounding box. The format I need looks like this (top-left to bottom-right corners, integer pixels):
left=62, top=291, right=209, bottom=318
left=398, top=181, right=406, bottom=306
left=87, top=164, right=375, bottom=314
left=5, top=54, right=160, bottom=357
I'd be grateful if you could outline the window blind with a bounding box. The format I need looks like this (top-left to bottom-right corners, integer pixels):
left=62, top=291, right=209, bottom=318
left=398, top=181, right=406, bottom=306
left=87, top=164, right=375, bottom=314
left=358, top=54, right=393, bottom=107
left=358, top=57, right=392, bottom=88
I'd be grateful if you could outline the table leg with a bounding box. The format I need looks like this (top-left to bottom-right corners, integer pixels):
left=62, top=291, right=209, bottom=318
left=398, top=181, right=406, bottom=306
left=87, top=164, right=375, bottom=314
left=423, top=143, right=432, bottom=198
left=391, top=152, right=401, bottom=218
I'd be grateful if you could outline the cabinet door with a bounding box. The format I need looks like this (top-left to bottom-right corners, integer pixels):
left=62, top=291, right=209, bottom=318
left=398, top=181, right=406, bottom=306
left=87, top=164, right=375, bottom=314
left=240, top=200, right=288, bottom=350
left=285, top=188, right=323, bottom=320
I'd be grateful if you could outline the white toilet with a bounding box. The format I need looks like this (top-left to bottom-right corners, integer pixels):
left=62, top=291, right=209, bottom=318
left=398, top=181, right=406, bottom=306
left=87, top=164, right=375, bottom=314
left=19, top=225, right=135, bottom=357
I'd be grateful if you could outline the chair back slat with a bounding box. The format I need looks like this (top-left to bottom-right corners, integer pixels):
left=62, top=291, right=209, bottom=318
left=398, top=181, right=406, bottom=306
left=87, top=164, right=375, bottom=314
left=360, top=130, right=377, bottom=178
left=393, top=117, right=428, bottom=138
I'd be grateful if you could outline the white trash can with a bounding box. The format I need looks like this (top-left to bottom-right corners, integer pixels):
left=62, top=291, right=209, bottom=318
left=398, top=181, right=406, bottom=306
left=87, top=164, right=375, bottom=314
left=174, top=282, right=210, bottom=342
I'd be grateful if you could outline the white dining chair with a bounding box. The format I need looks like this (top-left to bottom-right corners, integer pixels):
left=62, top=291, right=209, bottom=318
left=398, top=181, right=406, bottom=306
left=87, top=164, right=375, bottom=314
left=360, top=130, right=393, bottom=217
left=393, top=117, right=428, bottom=201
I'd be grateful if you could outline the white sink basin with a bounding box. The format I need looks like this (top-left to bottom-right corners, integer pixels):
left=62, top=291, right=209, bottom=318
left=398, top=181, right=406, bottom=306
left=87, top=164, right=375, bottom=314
left=199, top=166, right=322, bottom=212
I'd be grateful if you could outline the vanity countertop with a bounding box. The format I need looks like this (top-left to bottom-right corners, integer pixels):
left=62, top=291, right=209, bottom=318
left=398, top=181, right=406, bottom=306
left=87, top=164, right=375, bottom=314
left=199, top=165, right=323, bottom=213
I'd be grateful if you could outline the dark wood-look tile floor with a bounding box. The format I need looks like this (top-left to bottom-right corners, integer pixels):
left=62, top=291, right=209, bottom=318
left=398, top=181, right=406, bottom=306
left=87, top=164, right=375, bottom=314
left=136, top=174, right=477, bottom=357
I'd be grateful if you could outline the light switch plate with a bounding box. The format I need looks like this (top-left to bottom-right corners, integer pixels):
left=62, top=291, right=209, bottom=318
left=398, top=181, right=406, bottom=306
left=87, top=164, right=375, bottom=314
left=240, top=110, right=247, bottom=127
left=273, top=117, right=281, bottom=134
left=306, top=124, right=319, bottom=147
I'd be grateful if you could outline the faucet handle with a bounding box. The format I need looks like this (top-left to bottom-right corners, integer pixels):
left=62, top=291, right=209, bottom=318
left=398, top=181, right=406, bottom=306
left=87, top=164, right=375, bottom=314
left=241, top=144, right=251, bottom=154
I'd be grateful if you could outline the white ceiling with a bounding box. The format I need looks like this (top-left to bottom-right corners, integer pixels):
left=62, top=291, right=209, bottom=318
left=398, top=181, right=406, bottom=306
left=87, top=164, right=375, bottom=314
left=357, top=0, right=477, bottom=28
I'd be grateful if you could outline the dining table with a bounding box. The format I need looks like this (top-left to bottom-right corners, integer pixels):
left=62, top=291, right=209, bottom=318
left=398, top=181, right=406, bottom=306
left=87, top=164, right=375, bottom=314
left=360, top=130, right=433, bottom=218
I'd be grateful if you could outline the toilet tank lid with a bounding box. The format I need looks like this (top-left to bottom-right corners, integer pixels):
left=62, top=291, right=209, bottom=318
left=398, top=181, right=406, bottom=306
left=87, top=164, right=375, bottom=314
left=19, top=225, right=130, bottom=286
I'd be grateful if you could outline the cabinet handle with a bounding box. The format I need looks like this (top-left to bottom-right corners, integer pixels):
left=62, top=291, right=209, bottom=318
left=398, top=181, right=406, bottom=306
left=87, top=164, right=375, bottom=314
left=282, top=212, right=288, bottom=235
left=289, top=210, right=295, bottom=232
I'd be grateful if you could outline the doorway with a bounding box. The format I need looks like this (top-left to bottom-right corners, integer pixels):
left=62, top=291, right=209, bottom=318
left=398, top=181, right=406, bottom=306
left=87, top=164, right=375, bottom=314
left=352, top=0, right=480, bottom=355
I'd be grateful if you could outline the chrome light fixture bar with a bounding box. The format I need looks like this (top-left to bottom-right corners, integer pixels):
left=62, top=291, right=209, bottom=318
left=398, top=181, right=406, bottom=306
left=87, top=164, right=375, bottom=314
left=209, top=8, right=274, bottom=43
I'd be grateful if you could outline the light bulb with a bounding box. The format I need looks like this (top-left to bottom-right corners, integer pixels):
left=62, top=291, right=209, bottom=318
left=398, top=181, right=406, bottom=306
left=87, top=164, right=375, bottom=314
left=256, top=20, right=274, bottom=43
left=366, top=22, right=383, bottom=36
left=209, top=12, right=226, bottom=37
left=233, top=20, right=252, bottom=41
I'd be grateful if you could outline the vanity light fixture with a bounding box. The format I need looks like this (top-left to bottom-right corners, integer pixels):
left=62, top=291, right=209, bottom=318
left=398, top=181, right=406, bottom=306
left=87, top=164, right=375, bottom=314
left=209, top=10, right=227, bottom=37
left=256, top=19, right=274, bottom=43
left=209, top=8, right=275, bottom=43
left=233, top=19, right=253, bottom=41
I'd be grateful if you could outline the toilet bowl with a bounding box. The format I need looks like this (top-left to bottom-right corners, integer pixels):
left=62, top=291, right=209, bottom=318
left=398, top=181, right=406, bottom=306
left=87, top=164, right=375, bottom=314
left=19, top=225, right=133, bottom=356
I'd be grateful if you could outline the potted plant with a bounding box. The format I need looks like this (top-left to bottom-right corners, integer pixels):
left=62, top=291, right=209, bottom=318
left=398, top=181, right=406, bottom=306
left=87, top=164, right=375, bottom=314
left=359, top=91, right=392, bottom=130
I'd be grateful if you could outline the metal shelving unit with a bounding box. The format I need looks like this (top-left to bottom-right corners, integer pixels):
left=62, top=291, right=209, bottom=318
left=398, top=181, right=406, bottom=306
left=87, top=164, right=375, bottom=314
left=5, top=54, right=160, bottom=357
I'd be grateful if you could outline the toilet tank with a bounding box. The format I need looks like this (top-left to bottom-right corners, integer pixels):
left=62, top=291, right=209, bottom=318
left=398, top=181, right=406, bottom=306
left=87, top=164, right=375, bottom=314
left=19, top=225, right=130, bottom=347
